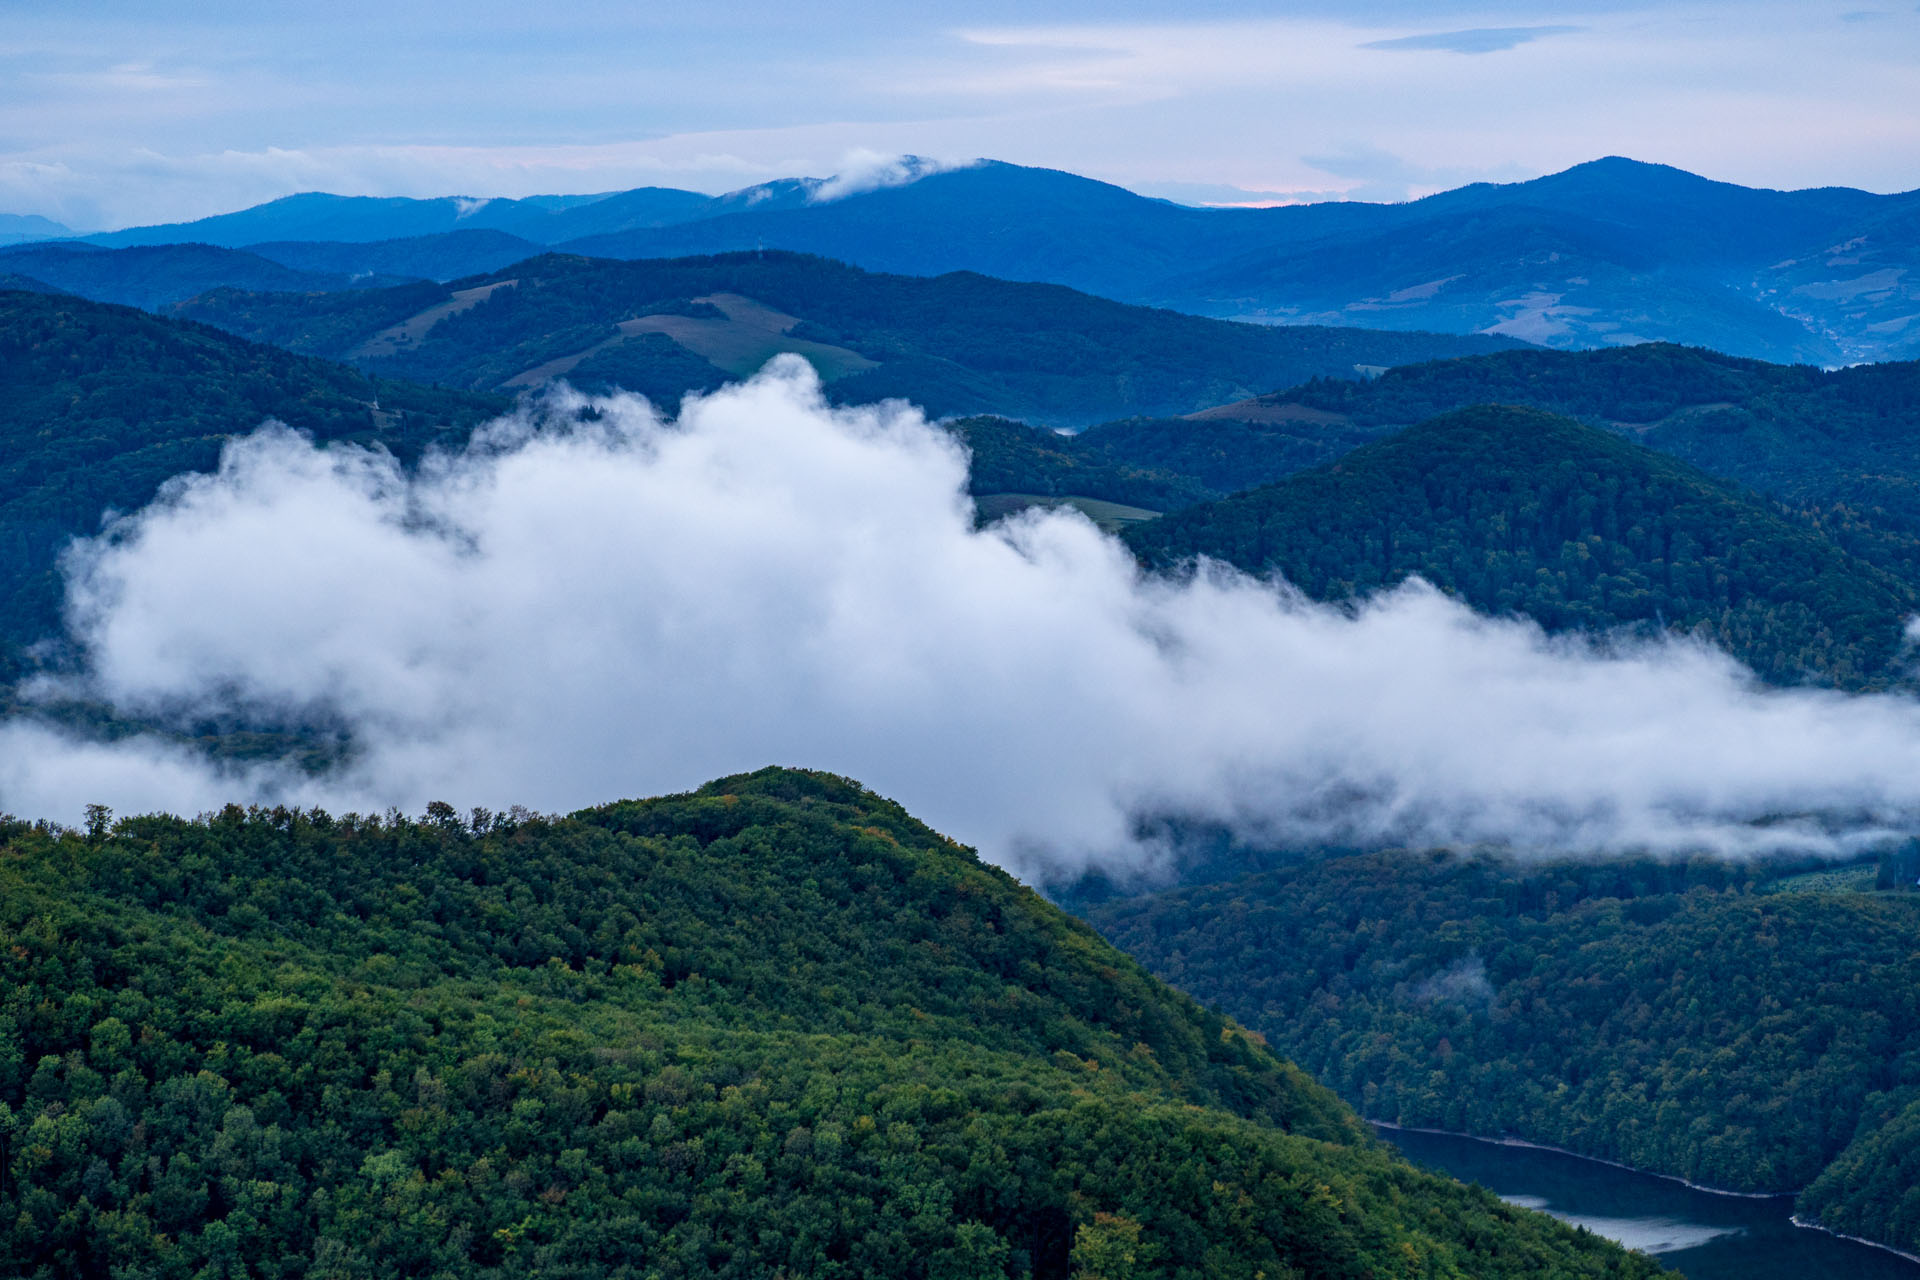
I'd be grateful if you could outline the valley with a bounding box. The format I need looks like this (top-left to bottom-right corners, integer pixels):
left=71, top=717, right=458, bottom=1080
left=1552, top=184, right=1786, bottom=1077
left=1084, top=846, right=1920, bottom=1262
left=9, top=147, right=1920, bottom=1279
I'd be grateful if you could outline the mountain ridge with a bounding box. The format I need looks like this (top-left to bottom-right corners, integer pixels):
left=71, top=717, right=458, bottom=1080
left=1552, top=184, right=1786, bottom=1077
left=32, top=156, right=1920, bottom=362
left=1121, top=404, right=1920, bottom=689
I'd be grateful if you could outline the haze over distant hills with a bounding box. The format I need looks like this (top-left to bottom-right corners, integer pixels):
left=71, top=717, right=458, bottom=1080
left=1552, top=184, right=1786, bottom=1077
left=0, top=213, right=73, bottom=246
left=21, top=156, right=1920, bottom=364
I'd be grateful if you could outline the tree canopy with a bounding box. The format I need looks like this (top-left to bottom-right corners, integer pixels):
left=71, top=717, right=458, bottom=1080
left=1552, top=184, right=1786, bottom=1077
left=1121, top=406, right=1919, bottom=689
left=0, top=768, right=1666, bottom=1278
left=1086, top=846, right=1920, bottom=1256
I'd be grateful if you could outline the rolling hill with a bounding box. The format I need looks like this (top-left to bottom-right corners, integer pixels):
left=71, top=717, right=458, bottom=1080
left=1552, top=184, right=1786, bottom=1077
left=1083, top=845, right=1920, bottom=1259
left=1195, top=343, right=1920, bottom=588
left=0, top=234, right=551, bottom=311
left=172, top=250, right=1525, bottom=426
left=1121, top=406, right=1920, bottom=689
left=0, top=766, right=1665, bottom=1277
left=0, top=289, right=504, bottom=673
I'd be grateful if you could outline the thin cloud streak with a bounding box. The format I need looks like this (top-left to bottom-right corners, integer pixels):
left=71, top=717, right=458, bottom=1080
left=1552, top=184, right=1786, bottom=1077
left=1361, top=25, right=1583, bottom=53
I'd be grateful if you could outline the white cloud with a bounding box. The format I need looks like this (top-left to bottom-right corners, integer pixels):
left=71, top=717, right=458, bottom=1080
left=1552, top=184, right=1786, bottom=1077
left=810, top=150, right=977, bottom=203
left=13, top=360, right=1920, bottom=877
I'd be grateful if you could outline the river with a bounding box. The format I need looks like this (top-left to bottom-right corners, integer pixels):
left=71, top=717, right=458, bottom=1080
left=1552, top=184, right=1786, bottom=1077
left=1377, top=1125, right=1920, bottom=1280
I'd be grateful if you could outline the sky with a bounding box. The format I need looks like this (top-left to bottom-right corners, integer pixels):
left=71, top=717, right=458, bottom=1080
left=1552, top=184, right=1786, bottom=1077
left=4, top=0, right=1920, bottom=230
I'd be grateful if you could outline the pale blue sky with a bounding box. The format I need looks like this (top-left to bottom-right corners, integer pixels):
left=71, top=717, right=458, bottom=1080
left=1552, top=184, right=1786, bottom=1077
left=5, top=0, right=1919, bottom=228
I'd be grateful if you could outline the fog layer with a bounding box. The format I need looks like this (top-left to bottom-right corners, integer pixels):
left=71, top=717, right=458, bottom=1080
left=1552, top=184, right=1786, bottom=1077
left=8, top=357, right=1920, bottom=874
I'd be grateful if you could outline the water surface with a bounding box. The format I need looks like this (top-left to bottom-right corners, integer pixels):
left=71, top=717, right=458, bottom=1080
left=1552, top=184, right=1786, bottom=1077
left=1378, top=1125, right=1920, bottom=1280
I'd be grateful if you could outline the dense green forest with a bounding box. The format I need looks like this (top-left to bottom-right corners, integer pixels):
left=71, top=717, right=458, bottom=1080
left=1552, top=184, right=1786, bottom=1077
left=952, top=413, right=1371, bottom=514
left=1083, top=848, right=1920, bottom=1256
left=0, top=768, right=1664, bottom=1278
left=0, top=290, right=504, bottom=674
left=174, top=251, right=1523, bottom=426
left=948, top=418, right=1210, bottom=514
left=1222, top=343, right=1920, bottom=588
left=1121, top=406, right=1919, bottom=688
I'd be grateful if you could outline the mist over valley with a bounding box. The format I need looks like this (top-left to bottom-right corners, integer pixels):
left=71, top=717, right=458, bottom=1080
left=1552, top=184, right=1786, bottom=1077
left=7, top=6, right=1920, bottom=1273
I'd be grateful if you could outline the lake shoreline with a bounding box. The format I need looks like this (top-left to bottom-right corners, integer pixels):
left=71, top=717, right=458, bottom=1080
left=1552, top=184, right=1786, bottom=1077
left=1374, top=1121, right=1920, bottom=1272
left=1790, top=1217, right=1920, bottom=1269
left=1369, top=1120, right=1791, bottom=1200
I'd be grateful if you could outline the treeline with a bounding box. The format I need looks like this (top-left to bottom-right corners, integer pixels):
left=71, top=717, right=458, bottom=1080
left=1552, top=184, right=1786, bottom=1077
left=1122, top=406, right=1919, bottom=688
left=0, top=768, right=1663, bottom=1278
left=1084, top=847, right=1920, bottom=1254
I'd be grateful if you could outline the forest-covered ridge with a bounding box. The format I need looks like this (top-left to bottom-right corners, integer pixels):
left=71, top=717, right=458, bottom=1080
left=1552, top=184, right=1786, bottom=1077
left=0, top=242, right=398, bottom=309
left=0, top=767, right=1667, bottom=1278
left=171, top=250, right=1525, bottom=426
left=0, top=289, right=506, bottom=675
left=1212, top=342, right=1920, bottom=587
left=1118, top=405, right=1920, bottom=689
left=1083, top=845, right=1920, bottom=1258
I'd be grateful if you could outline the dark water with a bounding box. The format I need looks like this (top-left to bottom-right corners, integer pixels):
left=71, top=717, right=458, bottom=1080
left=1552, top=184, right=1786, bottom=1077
left=1378, top=1126, right=1920, bottom=1280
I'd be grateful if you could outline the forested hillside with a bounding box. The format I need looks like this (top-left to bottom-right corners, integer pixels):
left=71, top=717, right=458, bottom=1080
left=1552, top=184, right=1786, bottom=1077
left=0, top=767, right=1664, bottom=1278
left=0, top=290, right=504, bottom=672
left=174, top=250, right=1524, bottom=426
left=1122, top=406, right=1919, bottom=688
left=1221, top=343, right=1920, bottom=587
left=953, top=412, right=1372, bottom=514
left=1083, top=848, right=1920, bottom=1257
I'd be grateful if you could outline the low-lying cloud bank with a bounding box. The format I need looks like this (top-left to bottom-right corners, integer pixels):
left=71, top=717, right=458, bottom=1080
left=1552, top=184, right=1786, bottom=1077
left=8, top=357, right=1920, bottom=875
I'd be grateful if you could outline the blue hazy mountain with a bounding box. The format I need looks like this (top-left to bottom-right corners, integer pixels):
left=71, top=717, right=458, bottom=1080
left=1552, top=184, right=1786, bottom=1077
left=0, top=213, right=72, bottom=246
left=0, top=241, right=384, bottom=309
left=37, top=156, right=1920, bottom=362
left=558, top=158, right=1920, bottom=364
left=242, top=228, right=544, bottom=281
left=80, top=187, right=715, bottom=248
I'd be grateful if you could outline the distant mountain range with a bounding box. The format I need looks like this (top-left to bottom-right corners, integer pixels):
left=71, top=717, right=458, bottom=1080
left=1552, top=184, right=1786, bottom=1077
left=14, top=156, right=1918, bottom=363
left=0, top=212, right=72, bottom=246
left=0, top=241, right=397, bottom=309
